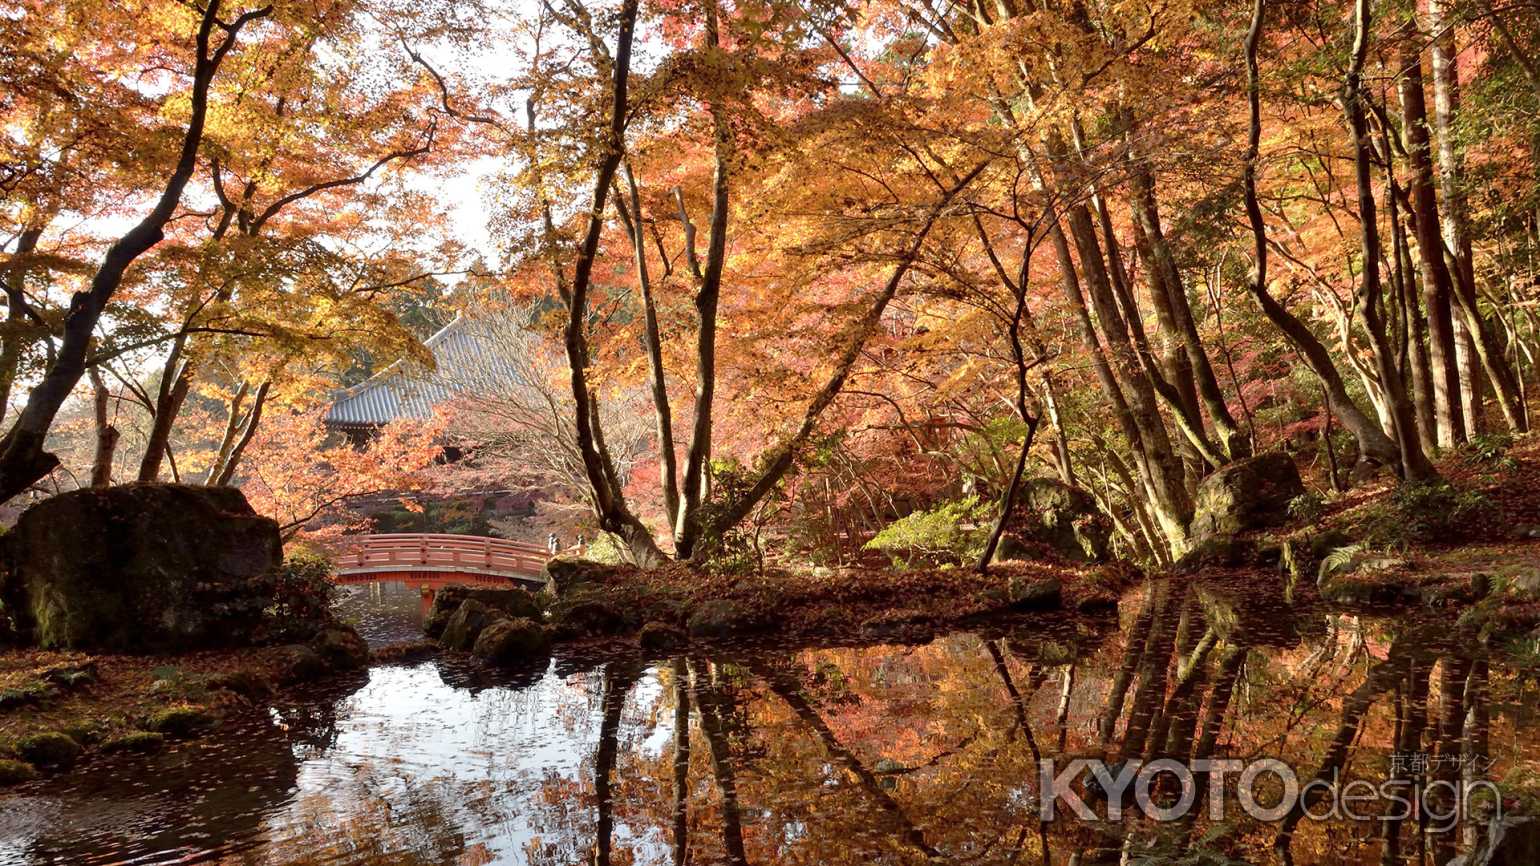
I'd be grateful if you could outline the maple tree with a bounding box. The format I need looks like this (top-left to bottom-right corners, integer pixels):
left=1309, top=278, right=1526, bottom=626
left=3, top=0, right=1539, bottom=558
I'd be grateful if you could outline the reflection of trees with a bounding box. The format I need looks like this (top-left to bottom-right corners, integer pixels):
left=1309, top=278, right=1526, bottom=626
left=692, top=659, right=750, bottom=866
left=753, top=659, right=943, bottom=861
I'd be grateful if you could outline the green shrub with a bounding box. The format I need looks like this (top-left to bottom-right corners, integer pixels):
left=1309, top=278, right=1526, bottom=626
left=864, top=496, right=991, bottom=567
left=1287, top=492, right=1326, bottom=523
left=1364, top=481, right=1492, bottom=549
left=1462, top=432, right=1515, bottom=466
left=264, top=551, right=336, bottom=641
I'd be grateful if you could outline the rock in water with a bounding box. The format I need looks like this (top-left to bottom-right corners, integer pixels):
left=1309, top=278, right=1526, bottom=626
left=471, top=618, right=551, bottom=664
left=424, top=586, right=542, bottom=638
left=542, top=556, right=619, bottom=597
left=1189, top=453, right=1305, bottom=541
left=1, top=484, right=282, bottom=651
left=438, top=599, right=505, bottom=651
left=310, top=625, right=370, bottom=670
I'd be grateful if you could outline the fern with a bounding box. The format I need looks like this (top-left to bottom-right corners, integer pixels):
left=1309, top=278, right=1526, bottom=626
left=1318, top=543, right=1367, bottom=584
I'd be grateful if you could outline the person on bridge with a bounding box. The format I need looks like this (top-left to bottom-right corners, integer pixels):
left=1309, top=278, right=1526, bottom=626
left=547, top=533, right=559, bottom=555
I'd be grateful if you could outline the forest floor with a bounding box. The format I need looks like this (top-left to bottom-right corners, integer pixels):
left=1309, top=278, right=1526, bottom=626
left=1215, top=431, right=1540, bottom=636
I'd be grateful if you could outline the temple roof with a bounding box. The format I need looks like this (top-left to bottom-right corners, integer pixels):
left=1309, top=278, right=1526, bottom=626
left=324, top=314, right=521, bottom=428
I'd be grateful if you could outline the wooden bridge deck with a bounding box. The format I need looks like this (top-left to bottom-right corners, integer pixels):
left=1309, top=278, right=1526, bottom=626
left=331, top=532, right=549, bottom=587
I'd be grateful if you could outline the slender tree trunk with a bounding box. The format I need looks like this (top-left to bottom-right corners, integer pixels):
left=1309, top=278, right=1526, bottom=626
left=558, top=0, right=668, bottom=568
left=616, top=164, right=681, bottom=525
left=1397, top=37, right=1465, bottom=447
left=1346, top=0, right=1438, bottom=481
left=701, top=162, right=989, bottom=551
left=204, top=381, right=249, bottom=484
left=0, top=225, right=45, bottom=418
left=138, top=336, right=193, bottom=482
left=0, top=0, right=266, bottom=504
left=1041, top=373, right=1076, bottom=486
left=88, top=367, right=118, bottom=488
left=675, top=0, right=733, bottom=558
left=1241, top=1, right=1401, bottom=474
left=212, top=381, right=269, bottom=486
left=977, top=255, right=1042, bottom=573
left=1128, top=160, right=1251, bottom=461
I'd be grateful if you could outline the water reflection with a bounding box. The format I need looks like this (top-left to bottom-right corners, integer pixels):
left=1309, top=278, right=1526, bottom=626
left=1, top=577, right=1534, bottom=865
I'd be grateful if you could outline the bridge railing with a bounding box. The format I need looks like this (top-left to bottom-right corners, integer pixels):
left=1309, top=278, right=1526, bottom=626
left=331, top=532, right=550, bottom=579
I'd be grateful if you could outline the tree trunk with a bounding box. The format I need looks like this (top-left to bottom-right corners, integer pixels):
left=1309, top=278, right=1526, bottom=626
left=88, top=367, right=119, bottom=488
left=701, top=161, right=989, bottom=552
left=616, top=164, right=680, bottom=524
left=675, top=0, right=733, bottom=558
left=1241, top=0, right=1401, bottom=474
left=976, top=279, right=1042, bottom=573
left=1128, top=160, right=1251, bottom=461
left=0, top=225, right=45, bottom=417
left=1397, top=37, right=1465, bottom=447
left=1349, top=3, right=1438, bottom=480
left=557, top=0, right=668, bottom=568
left=212, top=381, right=270, bottom=486
left=138, top=337, right=193, bottom=482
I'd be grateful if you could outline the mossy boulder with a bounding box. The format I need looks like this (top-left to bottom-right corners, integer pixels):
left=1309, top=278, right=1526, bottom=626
left=101, top=731, right=167, bottom=754
left=201, top=669, right=273, bottom=699
left=1189, top=453, right=1305, bottom=541
left=310, top=625, right=369, bottom=671
left=0, top=484, right=282, bottom=651
left=0, top=758, right=39, bottom=785
left=146, top=704, right=216, bottom=737
left=1007, top=480, right=1112, bottom=563
left=1005, top=575, right=1062, bottom=609
left=542, top=557, right=617, bottom=597
left=425, top=586, right=542, bottom=638
left=439, top=599, right=504, bottom=651
left=16, top=731, right=81, bottom=769
left=471, top=618, right=551, bottom=664
left=686, top=600, right=767, bottom=639
left=638, top=621, right=688, bottom=652
left=550, top=598, right=630, bottom=637
left=273, top=644, right=328, bottom=683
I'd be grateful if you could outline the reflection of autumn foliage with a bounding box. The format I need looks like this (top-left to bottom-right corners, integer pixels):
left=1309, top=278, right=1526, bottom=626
left=237, top=407, right=446, bottom=539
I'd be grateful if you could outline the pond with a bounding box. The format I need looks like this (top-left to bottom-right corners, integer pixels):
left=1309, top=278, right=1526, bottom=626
left=1, top=577, right=1534, bottom=865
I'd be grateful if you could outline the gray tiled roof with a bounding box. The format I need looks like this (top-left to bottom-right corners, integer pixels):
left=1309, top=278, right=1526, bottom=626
left=325, top=315, right=523, bottom=427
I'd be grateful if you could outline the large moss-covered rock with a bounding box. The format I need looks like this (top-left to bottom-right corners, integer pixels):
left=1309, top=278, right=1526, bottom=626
left=16, top=731, right=81, bottom=769
left=1, top=484, right=282, bottom=651
left=1189, top=453, right=1305, bottom=541
left=471, top=617, right=550, bottom=664
left=542, top=557, right=616, bottom=597
left=310, top=625, right=369, bottom=671
left=1006, top=574, right=1063, bottom=608
left=439, top=599, right=505, bottom=651
left=1006, top=480, right=1112, bottom=563
left=424, top=585, right=542, bottom=638
left=686, top=600, right=767, bottom=639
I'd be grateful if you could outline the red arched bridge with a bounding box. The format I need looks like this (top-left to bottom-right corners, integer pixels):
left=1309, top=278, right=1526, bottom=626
left=331, top=533, right=550, bottom=590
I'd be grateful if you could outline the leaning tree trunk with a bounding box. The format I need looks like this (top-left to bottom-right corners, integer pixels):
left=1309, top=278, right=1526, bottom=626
left=0, top=0, right=267, bottom=504
left=1240, top=0, right=1401, bottom=475
left=558, top=0, right=668, bottom=568
left=1347, top=0, right=1438, bottom=481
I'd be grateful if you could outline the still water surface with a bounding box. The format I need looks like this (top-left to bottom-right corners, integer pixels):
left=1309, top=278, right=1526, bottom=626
left=1, top=577, right=1534, bottom=865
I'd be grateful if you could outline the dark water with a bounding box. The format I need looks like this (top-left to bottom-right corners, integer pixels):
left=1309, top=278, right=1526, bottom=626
left=1, top=577, right=1536, bottom=865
